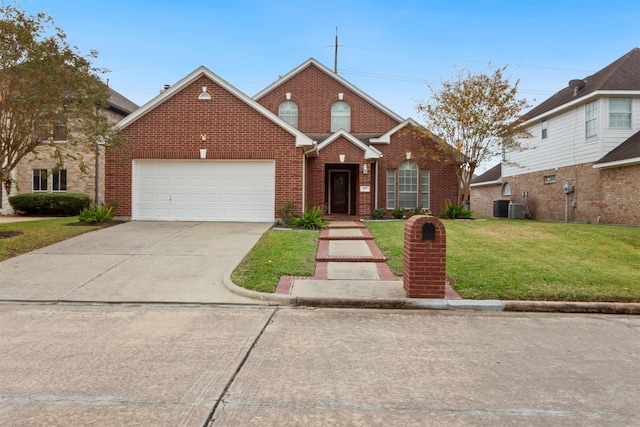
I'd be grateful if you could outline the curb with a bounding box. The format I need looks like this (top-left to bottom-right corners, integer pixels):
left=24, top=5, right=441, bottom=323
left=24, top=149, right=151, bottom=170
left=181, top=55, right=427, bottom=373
left=224, top=273, right=640, bottom=315
left=504, top=300, right=640, bottom=315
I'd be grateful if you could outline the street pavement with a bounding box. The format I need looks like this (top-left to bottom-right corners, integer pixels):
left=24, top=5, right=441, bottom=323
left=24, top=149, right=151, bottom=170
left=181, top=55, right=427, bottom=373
left=1, top=304, right=638, bottom=426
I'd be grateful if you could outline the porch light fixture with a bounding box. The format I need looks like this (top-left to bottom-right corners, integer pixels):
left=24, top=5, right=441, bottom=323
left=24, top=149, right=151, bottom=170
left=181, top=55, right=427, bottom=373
left=363, top=164, right=368, bottom=174
left=200, top=149, right=207, bottom=159
left=406, top=152, right=412, bottom=160
left=339, top=154, right=345, bottom=163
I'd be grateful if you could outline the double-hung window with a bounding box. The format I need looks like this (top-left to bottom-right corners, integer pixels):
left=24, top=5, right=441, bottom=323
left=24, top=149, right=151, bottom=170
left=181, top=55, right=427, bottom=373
left=420, top=169, right=430, bottom=209
left=609, top=98, right=631, bottom=129
left=33, top=169, right=47, bottom=192
left=585, top=101, right=598, bottom=139
left=386, top=170, right=396, bottom=209
left=52, top=169, right=67, bottom=192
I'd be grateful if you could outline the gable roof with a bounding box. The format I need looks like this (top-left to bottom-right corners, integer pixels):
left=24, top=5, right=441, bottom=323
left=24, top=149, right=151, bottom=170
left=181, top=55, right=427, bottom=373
left=116, top=66, right=314, bottom=148
left=470, top=163, right=502, bottom=187
left=316, top=129, right=383, bottom=159
left=107, top=87, right=138, bottom=115
left=253, top=58, right=405, bottom=123
left=369, top=119, right=421, bottom=144
left=593, top=130, right=640, bottom=169
left=521, top=47, right=640, bottom=122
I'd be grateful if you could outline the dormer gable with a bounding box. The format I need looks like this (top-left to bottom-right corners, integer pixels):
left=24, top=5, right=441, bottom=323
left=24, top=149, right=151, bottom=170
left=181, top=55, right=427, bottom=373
left=254, top=58, right=404, bottom=134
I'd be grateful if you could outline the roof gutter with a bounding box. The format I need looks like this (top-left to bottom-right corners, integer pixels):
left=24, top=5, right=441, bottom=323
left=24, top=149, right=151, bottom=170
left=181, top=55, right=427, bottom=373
left=593, top=157, right=640, bottom=169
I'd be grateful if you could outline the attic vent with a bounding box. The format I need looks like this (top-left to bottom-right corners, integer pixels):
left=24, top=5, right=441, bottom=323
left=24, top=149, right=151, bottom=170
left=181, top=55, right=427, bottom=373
left=569, top=79, right=586, bottom=96
left=198, top=86, right=211, bottom=100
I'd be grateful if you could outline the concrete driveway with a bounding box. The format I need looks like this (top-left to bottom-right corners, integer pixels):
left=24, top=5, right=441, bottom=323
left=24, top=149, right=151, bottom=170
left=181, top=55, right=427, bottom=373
left=0, top=221, right=271, bottom=304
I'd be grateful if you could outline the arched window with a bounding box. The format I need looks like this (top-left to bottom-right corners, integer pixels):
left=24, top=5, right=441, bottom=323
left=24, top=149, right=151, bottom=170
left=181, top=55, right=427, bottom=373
left=399, top=160, right=418, bottom=208
left=331, top=101, right=350, bottom=132
left=502, top=182, right=511, bottom=196
left=278, top=101, right=298, bottom=128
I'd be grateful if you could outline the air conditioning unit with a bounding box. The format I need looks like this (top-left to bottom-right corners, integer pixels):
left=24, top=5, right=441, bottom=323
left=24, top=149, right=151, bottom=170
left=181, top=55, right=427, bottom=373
left=508, top=203, right=525, bottom=219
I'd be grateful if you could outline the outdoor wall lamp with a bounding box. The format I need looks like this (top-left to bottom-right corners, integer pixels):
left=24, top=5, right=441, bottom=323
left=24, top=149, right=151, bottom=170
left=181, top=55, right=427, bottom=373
left=363, top=164, right=368, bottom=174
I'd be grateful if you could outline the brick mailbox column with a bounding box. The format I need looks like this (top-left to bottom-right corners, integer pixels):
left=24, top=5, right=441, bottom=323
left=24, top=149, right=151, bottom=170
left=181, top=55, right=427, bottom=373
left=403, top=215, right=446, bottom=298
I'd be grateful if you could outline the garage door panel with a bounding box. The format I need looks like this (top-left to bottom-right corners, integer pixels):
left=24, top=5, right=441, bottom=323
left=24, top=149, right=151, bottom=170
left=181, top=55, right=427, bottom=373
left=134, top=160, right=275, bottom=222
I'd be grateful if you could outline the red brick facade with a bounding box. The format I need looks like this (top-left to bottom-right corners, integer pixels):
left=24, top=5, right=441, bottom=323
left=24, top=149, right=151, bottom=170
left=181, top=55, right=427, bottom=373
left=106, top=61, right=460, bottom=220
left=403, top=215, right=446, bottom=298
left=106, top=75, right=305, bottom=217
left=471, top=163, right=640, bottom=225
left=256, top=61, right=459, bottom=218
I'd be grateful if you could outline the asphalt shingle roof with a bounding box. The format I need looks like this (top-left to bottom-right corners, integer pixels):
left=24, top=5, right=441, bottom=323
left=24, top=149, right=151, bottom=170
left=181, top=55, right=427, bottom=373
left=521, top=48, right=640, bottom=122
left=595, top=130, right=640, bottom=165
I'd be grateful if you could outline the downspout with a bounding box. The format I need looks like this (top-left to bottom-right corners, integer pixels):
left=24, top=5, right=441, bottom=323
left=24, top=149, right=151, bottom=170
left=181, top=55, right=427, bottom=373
left=301, top=151, right=306, bottom=213
left=374, top=161, right=379, bottom=209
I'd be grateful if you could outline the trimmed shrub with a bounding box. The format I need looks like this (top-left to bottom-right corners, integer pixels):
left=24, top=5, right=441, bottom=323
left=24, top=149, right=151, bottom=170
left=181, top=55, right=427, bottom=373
left=372, top=207, right=387, bottom=219
left=8, top=193, right=91, bottom=216
left=392, top=207, right=405, bottom=219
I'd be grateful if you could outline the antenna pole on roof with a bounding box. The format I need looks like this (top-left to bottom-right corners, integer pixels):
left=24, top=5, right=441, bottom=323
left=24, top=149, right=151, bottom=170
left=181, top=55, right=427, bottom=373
left=334, top=27, right=338, bottom=74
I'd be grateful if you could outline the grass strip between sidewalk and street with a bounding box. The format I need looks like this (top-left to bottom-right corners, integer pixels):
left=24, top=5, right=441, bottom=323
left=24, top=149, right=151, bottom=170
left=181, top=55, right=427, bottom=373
left=365, top=218, right=640, bottom=302
left=0, top=218, right=102, bottom=262
left=231, top=228, right=318, bottom=293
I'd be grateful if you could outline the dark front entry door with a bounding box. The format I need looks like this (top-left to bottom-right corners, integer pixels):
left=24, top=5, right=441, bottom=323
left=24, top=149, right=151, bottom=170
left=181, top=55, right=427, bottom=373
left=331, top=171, right=348, bottom=214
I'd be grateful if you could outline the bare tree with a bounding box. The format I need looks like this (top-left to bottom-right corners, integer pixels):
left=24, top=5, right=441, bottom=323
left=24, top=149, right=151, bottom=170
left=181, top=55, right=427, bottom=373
left=0, top=3, right=122, bottom=184
left=416, top=65, right=530, bottom=206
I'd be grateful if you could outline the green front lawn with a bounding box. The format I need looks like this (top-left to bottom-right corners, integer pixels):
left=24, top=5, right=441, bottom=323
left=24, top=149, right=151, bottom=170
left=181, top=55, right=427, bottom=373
left=0, top=218, right=102, bottom=261
left=365, top=219, right=640, bottom=302
left=231, top=228, right=318, bottom=293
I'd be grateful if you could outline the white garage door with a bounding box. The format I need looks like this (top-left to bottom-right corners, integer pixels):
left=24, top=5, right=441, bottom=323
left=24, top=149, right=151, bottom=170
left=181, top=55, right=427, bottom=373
left=133, top=160, right=275, bottom=222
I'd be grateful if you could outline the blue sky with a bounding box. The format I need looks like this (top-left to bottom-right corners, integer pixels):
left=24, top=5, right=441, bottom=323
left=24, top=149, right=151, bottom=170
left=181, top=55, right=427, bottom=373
left=15, top=0, right=640, bottom=123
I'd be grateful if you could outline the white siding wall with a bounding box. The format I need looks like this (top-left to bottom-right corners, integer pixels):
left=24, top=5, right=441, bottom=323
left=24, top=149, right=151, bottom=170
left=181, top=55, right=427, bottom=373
left=504, top=95, right=640, bottom=177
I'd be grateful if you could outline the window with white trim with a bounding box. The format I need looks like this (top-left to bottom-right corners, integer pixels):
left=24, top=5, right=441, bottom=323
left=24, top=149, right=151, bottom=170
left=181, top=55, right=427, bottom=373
left=278, top=100, right=298, bottom=128
left=33, top=169, right=47, bottom=192
left=541, top=120, right=548, bottom=139
left=398, top=160, right=418, bottom=208
left=585, top=100, right=598, bottom=139
left=386, top=169, right=396, bottom=209
left=52, top=169, right=67, bottom=192
left=331, top=101, right=350, bottom=132
left=420, top=169, right=430, bottom=209
left=609, top=98, right=631, bottom=129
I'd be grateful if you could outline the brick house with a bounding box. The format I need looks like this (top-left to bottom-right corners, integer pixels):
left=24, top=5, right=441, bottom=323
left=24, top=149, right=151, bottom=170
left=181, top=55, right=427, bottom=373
left=1, top=88, right=138, bottom=215
left=471, top=48, right=640, bottom=225
left=105, top=58, right=459, bottom=222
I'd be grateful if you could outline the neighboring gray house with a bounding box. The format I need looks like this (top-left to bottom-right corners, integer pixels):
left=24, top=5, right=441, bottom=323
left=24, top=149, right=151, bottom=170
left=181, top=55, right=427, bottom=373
left=471, top=47, right=640, bottom=225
